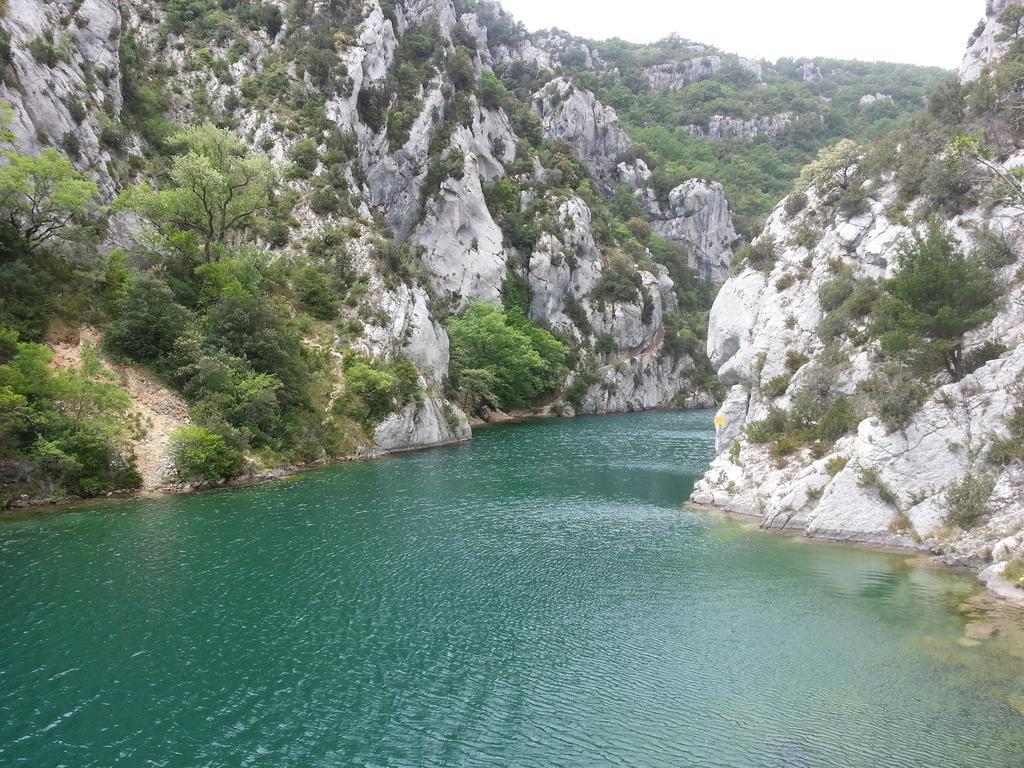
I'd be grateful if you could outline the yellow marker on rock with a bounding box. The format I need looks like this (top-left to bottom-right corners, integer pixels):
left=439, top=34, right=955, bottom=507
left=714, top=415, right=727, bottom=427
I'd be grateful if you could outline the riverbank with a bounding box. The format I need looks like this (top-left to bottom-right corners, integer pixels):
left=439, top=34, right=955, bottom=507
left=687, top=501, right=1024, bottom=610
left=1, top=434, right=474, bottom=517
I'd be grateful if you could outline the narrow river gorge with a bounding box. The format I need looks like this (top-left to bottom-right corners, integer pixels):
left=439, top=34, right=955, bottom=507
left=2, top=412, right=1023, bottom=767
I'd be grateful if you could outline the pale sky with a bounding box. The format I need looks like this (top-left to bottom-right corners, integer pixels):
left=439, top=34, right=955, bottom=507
left=496, top=0, right=985, bottom=69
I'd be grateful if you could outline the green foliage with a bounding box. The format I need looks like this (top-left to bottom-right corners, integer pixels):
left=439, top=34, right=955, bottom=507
left=784, top=190, right=808, bottom=217
left=593, top=254, right=641, bottom=303
left=369, top=239, right=419, bottom=290
left=0, top=146, right=99, bottom=251
left=762, top=374, right=791, bottom=398
left=595, top=333, right=618, bottom=355
left=987, top=397, right=1024, bottom=467
left=785, top=350, right=810, bottom=374
left=448, top=302, right=568, bottom=411
left=336, top=354, right=421, bottom=431
left=563, top=42, right=948, bottom=235
left=169, top=425, right=245, bottom=482
left=964, top=340, right=1008, bottom=375
left=422, top=150, right=466, bottom=203
left=1003, top=558, right=1024, bottom=588
left=500, top=271, right=531, bottom=319
left=292, top=265, right=340, bottom=320
left=858, top=363, right=928, bottom=433
left=746, top=376, right=859, bottom=459
left=858, top=466, right=898, bottom=506
left=734, top=236, right=776, bottom=272
left=825, top=455, right=849, bottom=476
left=876, top=224, right=997, bottom=381
left=28, top=33, right=64, bottom=67
left=816, top=268, right=883, bottom=342
left=104, top=273, right=194, bottom=370
left=479, top=69, right=509, bottom=110
left=944, top=473, right=994, bottom=529
left=0, top=330, right=141, bottom=503
left=118, top=124, right=274, bottom=266
left=797, top=139, right=863, bottom=194
left=288, top=139, right=320, bottom=179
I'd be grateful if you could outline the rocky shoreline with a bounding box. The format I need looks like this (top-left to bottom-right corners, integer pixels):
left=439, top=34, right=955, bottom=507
left=687, top=501, right=1024, bottom=610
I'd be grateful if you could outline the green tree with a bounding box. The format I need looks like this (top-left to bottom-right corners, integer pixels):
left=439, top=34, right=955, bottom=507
left=118, top=123, right=274, bottom=265
left=797, top=139, right=863, bottom=194
left=104, top=273, right=194, bottom=368
left=947, top=132, right=1024, bottom=208
left=448, top=302, right=567, bottom=409
left=0, top=147, right=99, bottom=251
left=877, top=224, right=997, bottom=382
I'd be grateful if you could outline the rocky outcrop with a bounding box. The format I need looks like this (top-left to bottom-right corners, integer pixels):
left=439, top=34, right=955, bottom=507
left=650, top=180, right=737, bottom=283
left=692, top=161, right=1024, bottom=594
left=644, top=57, right=723, bottom=90
left=859, top=93, right=894, bottom=107
left=796, top=61, right=823, bottom=82
left=524, top=195, right=706, bottom=411
left=1, top=0, right=735, bottom=474
left=685, top=113, right=796, bottom=141
left=962, top=0, right=1023, bottom=81
left=643, top=55, right=762, bottom=91
left=532, top=77, right=634, bottom=190
left=413, top=154, right=508, bottom=306
left=372, top=395, right=471, bottom=453
left=695, top=1, right=1024, bottom=572
left=0, top=0, right=123, bottom=196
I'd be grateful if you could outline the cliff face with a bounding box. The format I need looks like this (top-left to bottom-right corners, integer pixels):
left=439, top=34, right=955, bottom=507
left=0, top=0, right=737, bottom=474
left=693, top=0, right=1024, bottom=594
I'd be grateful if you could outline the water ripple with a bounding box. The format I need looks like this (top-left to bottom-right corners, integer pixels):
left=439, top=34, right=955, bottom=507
left=1, top=411, right=1022, bottom=767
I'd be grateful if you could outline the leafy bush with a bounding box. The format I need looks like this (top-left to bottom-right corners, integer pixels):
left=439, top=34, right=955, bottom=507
left=971, top=224, right=1017, bottom=270
left=595, top=333, right=618, bottom=355
left=858, top=363, right=927, bottom=433
left=594, top=254, right=642, bottom=303
left=945, top=473, right=994, bottom=529
left=0, top=331, right=141, bottom=502
left=734, top=236, right=777, bottom=272
left=369, top=239, right=419, bottom=289
left=747, top=406, right=789, bottom=444
left=775, top=273, right=796, bottom=292
left=336, top=355, right=421, bottom=430
left=169, top=425, right=245, bottom=482
left=784, top=190, right=808, bottom=218
left=987, top=401, right=1024, bottom=466
left=762, top=374, right=791, bottom=398
left=963, top=340, right=1007, bottom=375
left=825, top=455, right=849, bottom=476
left=288, top=139, right=320, bottom=179
left=292, top=266, right=340, bottom=320
left=785, top=350, right=810, bottom=374
left=104, top=274, right=194, bottom=370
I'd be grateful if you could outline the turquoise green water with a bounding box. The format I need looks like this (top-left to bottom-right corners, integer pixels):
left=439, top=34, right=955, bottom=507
left=2, top=411, right=1023, bottom=767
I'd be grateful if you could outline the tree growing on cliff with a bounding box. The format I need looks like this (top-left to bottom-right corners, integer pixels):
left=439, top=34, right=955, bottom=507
left=947, top=132, right=1024, bottom=209
left=0, top=147, right=99, bottom=252
left=118, top=124, right=274, bottom=266
left=876, top=224, right=997, bottom=382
